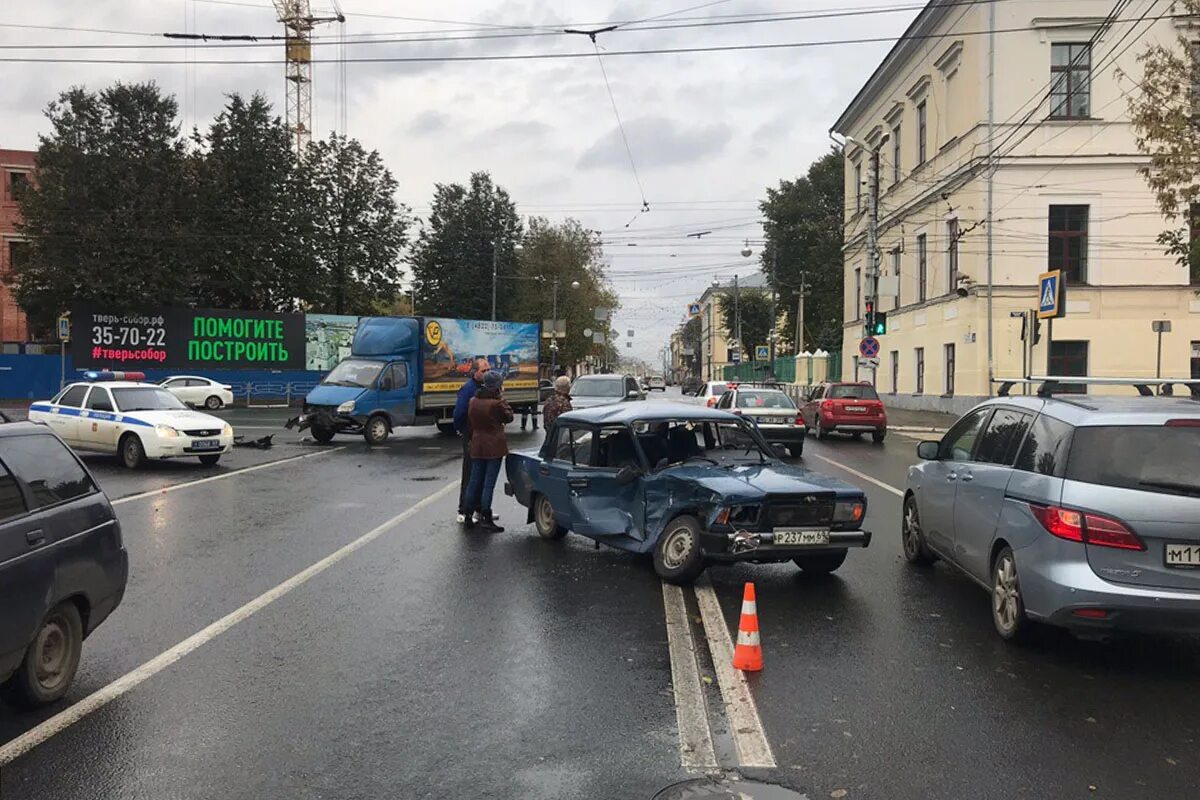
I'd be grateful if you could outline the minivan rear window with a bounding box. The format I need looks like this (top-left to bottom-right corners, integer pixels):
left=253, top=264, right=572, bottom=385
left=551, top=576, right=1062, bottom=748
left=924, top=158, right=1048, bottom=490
left=1067, top=425, right=1200, bottom=495
left=828, top=384, right=880, bottom=400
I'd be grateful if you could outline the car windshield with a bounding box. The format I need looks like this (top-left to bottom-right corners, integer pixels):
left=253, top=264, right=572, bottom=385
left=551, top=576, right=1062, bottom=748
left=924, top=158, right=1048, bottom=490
left=634, top=418, right=769, bottom=468
left=1067, top=425, right=1200, bottom=495
left=111, top=387, right=187, bottom=412
left=828, top=384, right=880, bottom=400
left=735, top=391, right=795, bottom=409
left=322, top=359, right=384, bottom=388
left=573, top=377, right=624, bottom=397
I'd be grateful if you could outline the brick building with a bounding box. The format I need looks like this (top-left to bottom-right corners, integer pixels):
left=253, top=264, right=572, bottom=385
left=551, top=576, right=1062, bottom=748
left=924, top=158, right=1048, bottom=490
left=0, top=147, right=34, bottom=343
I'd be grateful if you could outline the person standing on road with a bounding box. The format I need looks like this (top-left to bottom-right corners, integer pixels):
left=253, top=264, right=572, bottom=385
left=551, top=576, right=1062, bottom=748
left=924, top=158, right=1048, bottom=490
left=454, top=357, right=490, bottom=524
left=542, top=375, right=572, bottom=433
left=464, top=371, right=513, bottom=532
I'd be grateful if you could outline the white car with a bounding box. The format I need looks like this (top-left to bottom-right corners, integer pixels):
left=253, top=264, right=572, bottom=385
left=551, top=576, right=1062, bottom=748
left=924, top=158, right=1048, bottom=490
left=160, top=375, right=234, bottom=410
left=694, top=381, right=730, bottom=408
left=29, top=375, right=234, bottom=468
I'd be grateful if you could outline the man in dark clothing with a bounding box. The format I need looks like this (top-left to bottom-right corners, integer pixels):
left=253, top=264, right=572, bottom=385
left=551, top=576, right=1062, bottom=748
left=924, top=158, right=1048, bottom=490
left=454, top=358, right=490, bottom=523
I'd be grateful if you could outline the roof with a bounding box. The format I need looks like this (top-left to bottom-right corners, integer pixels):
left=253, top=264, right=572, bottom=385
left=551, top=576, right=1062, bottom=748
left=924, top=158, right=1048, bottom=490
left=977, top=394, right=1200, bottom=427
left=556, top=401, right=737, bottom=425
left=832, top=0, right=958, bottom=135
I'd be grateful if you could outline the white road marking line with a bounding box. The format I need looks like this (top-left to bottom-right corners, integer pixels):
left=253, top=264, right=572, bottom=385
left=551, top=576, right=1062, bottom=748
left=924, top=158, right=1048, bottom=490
left=693, top=578, right=776, bottom=769
left=111, top=448, right=345, bottom=506
left=661, top=583, right=719, bottom=771
left=806, top=452, right=904, bottom=497
left=0, top=481, right=457, bottom=766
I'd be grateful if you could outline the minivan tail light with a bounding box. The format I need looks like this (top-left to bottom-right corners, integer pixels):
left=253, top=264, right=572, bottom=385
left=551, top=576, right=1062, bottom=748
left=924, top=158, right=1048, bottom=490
left=1028, top=504, right=1145, bottom=551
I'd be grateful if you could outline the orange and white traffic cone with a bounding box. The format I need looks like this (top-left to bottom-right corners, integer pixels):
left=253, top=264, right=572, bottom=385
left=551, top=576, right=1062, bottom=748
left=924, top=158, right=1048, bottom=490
left=732, top=581, right=763, bottom=672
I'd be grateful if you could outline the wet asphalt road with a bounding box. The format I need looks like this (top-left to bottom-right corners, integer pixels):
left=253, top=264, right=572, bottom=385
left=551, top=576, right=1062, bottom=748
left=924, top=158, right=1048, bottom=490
left=2, top=393, right=1198, bottom=800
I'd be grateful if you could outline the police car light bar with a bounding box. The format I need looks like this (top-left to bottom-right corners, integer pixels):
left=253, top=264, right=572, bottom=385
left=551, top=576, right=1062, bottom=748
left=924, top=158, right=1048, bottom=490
left=83, top=371, right=146, bottom=382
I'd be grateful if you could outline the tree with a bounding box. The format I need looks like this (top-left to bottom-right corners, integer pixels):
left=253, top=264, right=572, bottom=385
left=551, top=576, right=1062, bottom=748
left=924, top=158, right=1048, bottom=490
left=512, top=217, right=618, bottom=369
left=760, top=148, right=845, bottom=351
left=1123, top=5, right=1200, bottom=280
left=410, top=171, right=523, bottom=320
left=12, top=82, right=194, bottom=332
left=717, top=289, right=774, bottom=361
left=191, top=93, right=310, bottom=311
left=300, top=134, right=411, bottom=315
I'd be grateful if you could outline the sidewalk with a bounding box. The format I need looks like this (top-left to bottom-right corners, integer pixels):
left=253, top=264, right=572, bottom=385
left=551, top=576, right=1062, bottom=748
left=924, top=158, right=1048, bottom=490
left=886, top=406, right=956, bottom=433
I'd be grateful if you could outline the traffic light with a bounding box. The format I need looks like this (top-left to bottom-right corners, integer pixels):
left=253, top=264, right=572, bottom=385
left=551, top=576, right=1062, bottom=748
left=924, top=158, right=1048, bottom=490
left=870, top=310, right=888, bottom=336
left=1032, top=317, right=1042, bottom=345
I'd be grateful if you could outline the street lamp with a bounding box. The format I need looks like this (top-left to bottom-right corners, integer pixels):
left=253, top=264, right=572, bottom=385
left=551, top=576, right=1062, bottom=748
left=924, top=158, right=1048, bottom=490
left=549, top=278, right=582, bottom=376
left=492, top=241, right=523, bottom=321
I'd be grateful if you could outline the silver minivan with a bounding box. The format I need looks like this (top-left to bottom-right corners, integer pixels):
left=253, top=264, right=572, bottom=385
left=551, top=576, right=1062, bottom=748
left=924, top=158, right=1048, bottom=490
left=904, top=390, right=1200, bottom=640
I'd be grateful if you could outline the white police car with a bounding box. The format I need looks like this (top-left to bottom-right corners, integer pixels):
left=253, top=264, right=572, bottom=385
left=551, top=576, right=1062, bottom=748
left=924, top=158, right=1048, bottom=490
left=28, top=371, right=234, bottom=469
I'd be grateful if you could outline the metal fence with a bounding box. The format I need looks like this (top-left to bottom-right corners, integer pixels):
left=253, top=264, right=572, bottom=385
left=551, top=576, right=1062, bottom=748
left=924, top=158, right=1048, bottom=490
left=232, top=381, right=320, bottom=408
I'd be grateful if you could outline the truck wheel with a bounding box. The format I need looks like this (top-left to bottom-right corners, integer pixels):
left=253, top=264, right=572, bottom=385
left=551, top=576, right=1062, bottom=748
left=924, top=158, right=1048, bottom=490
left=653, top=515, right=706, bottom=584
left=1, top=601, right=83, bottom=709
left=120, top=433, right=146, bottom=469
left=364, top=415, right=390, bottom=445
left=436, top=421, right=456, bottom=436
left=310, top=425, right=336, bottom=444
left=533, top=494, right=568, bottom=539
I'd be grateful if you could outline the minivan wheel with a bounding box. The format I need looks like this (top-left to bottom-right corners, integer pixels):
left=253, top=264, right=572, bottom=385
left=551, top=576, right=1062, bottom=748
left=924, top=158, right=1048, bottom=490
left=2, top=602, right=83, bottom=708
left=533, top=494, right=568, bottom=539
left=901, top=495, right=936, bottom=565
left=363, top=415, right=390, bottom=445
left=120, top=433, right=147, bottom=469
left=992, top=547, right=1029, bottom=642
left=653, top=515, right=706, bottom=584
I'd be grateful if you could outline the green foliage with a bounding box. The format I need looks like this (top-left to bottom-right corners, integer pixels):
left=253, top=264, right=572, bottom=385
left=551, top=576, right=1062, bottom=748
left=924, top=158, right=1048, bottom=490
left=300, top=134, right=412, bottom=314
left=716, top=289, right=774, bottom=360
left=760, top=148, right=845, bottom=351
left=512, top=217, right=618, bottom=368
left=12, top=82, right=194, bottom=332
left=409, top=171, right=523, bottom=320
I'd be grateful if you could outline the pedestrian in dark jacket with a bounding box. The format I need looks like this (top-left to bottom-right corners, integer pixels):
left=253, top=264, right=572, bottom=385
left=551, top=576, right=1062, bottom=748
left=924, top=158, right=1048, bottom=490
left=542, top=375, right=572, bottom=432
left=463, top=371, right=514, bottom=532
left=454, top=358, right=490, bottom=523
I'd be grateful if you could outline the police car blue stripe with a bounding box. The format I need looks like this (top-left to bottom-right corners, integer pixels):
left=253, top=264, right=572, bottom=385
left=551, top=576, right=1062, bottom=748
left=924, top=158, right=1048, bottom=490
left=31, top=405, right=153, bottom=427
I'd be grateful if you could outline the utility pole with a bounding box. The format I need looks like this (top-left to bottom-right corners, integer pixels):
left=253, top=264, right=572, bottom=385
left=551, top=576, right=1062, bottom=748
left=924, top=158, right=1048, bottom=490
left=794, top=270, right=809, bottom=353
left=491, top=243, right=499, bottom=321
left=769, top=249, right=778, bottom=363
left=864, top=143, right=883, bottom=383
left=733, top=273, right=742, bottom=359
left=550, top=279, right=559, bottom=377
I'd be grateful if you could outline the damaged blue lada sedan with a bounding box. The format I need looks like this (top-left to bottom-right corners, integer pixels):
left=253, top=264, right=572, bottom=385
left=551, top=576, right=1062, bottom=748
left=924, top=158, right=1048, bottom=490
left=504, top=402, right=871, bottom=583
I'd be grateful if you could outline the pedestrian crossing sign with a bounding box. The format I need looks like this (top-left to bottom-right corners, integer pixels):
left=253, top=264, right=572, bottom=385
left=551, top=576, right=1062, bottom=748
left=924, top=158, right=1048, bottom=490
left=688, top=302, right=701, bottom=317
left=1038, top=270, right=1063, bottom=319
left=755, top=345, right=769, bottom=361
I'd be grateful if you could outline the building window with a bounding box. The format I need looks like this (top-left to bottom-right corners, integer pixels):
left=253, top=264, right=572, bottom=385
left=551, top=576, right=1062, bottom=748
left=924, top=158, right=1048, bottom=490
left=7, top=240, right=29, bottom=272
left=6, top=171, right=29, bottom=202
left=890, top=350, right=899, bottom=394
left=1050, top=43, right=1091, bottom=119
left=916, top=100, right=928, bottom=165
left=1192, top=341, right=1200, bottom=380
left=854, top=161, right=862, bottom=213
left=891, top=247, right=902, bottom=307
left=944, top=343, right=956, bottom=396
left=891, top=124, right=901, bottom=183
left=854, top=267, right=862, bottom=320
left=915, top=347, right=925, bottom=394
left=917, top=233, right=928, bottom=302
left=1049, top=340, right=1088, bottom=394
left=946, top=219, right=959, bottom=294
left=1049, top=205, right=1088, bottom=284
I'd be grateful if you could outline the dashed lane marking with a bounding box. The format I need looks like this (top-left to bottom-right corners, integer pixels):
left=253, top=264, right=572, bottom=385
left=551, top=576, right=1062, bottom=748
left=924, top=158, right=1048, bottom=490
left=805, top=452, right=904, bottom=497
left=0, top=481, right=457, bottom=766
left=662, top=583, right=719, bottom=771
left=694, top=577, right=776, bottom=769
left=110, top=448, right=345, bottom=506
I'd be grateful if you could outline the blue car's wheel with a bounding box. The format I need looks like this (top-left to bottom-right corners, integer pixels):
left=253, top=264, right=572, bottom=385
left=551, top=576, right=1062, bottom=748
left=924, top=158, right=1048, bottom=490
left=654, top=515, right=705, bottom=584
left=534, top=494, right=568, bottom=539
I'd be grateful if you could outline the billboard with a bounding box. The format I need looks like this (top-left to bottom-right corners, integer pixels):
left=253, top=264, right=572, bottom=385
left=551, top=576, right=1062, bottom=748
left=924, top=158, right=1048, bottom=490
left=420, top=317, right=540, bottom=393
left=305, top=314, right=360, bottom=372
left=71, top=306, right=305, bottom=370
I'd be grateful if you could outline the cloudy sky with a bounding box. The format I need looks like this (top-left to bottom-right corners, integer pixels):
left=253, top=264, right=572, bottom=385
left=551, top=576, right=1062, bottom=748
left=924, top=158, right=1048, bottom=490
left=0, top=0, right=916, bottom=364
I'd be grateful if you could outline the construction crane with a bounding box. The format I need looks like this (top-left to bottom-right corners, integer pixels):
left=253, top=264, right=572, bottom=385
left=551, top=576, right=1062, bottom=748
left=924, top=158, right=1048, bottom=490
left=271, top=0, right=345, bottom=152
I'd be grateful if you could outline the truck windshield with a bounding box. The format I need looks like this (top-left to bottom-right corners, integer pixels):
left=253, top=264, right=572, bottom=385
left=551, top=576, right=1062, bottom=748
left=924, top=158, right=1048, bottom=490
left=323, top=359, right=384, bottom=389
left=573, top=377, right=624, bottom=397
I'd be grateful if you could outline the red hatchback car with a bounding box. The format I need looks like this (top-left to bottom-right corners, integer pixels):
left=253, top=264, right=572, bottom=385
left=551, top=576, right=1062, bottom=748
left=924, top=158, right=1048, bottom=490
left=801, top=382, right=888, bottom=443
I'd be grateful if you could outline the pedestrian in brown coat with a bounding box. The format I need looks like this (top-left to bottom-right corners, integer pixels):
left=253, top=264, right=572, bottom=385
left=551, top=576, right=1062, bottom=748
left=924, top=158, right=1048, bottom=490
left=542, top=375, right=573, bottom=433
left=463, top=371, right=514, bottom=532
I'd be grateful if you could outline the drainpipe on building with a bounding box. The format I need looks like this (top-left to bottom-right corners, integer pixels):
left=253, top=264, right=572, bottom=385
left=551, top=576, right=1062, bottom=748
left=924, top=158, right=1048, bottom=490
left=985, top=0, right=997, bottom=394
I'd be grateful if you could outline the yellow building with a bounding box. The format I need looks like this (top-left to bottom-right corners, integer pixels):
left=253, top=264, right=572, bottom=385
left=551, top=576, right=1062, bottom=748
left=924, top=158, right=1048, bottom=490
left=832, top=0, right=1200, bottom=413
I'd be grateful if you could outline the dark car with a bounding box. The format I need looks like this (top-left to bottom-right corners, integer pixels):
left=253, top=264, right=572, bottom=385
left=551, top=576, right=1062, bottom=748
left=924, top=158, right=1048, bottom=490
left=570, top=374, right=646, bottom=410
left=504, top=402, right=870, bottom=583
left=0, top=423, right=128, bottom=708
left=716, top=384, right=806, bottom=458
left=801, top=382, right=888, bottom=443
